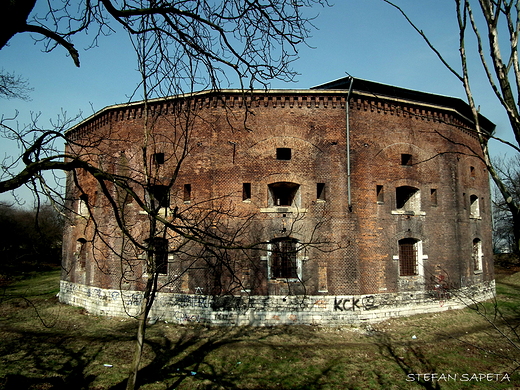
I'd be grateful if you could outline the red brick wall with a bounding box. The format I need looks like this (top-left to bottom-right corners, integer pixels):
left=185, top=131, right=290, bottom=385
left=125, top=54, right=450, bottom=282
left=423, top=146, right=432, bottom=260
left=62, top=90, right=493, bottom=298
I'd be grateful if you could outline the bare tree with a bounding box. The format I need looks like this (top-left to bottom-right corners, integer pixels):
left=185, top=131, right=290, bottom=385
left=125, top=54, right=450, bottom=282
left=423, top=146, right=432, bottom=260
left=61, top=94, right=331, bottom=389
left=0, top=69, right=32, bottom=100
left=382, top=0, right=520, bottom=253
left=492, top=155, right=520, bottom=253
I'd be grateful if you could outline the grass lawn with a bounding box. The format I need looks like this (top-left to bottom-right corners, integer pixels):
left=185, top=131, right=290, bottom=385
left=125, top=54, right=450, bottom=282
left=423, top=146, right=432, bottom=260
left=0, top=269, right=519, bottom=389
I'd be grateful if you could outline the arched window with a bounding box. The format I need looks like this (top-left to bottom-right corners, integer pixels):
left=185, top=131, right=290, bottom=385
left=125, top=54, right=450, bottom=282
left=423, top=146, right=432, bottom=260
left=395, top=186, right=421, bottom=214
left=269, top=237, right=299, bottom=279
left=472, top=238, right=483, bottom=272
left=78, top=194, right=89, bottom=217
left=470, top=195, right=480, bottom=218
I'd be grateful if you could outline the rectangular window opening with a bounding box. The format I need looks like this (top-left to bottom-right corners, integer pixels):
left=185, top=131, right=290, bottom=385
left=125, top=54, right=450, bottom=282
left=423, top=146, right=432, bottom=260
left=148, top=238, right=168, bottom=275
left=242, top=183, right=251, bottom=201
left=269, top=182, right=300, bottom=207
left=399, top=239, right=418, bottom=276
left=470, top=194, right=480, bottom=217
left=270, top=239, right=298, bottom=279
left=78, top=194, right=89, bottom=216
left=149, top=185, right=169, bottom=208
left=430, top=188, right=438, bottom=206
left=183, top=184, right=192, bottom=203
left=401, top=153, right=413, bottom=166
left=317, top=183, right=326, bottom=201
left=396, top=186, right=420, bottom=212
left=276, top=148, right=292, bottom=160
left=152, top=152, right=165, bottom=165
left=377, top=185, right=384, bottom=203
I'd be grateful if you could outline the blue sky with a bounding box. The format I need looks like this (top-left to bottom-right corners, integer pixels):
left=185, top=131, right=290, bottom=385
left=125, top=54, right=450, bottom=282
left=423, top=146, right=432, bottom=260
left=0, top=0, right=514, bottom=204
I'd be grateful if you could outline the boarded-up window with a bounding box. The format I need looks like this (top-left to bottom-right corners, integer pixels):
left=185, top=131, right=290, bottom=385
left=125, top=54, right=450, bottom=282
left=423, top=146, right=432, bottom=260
left=270, top=238, right=298, bottom=279
left=399, top=238, right=418, bottom=276
left=148, top=237, right=168, bottom=275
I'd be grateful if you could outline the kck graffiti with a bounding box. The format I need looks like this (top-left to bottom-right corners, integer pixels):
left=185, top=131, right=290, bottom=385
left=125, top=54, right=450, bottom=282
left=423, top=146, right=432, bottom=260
left=334, top=296, right=377, bottom=311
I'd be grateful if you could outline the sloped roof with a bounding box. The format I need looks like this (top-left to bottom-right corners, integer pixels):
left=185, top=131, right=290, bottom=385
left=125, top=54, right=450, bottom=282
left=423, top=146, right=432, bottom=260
left=313, top=76, right=495, bottom=133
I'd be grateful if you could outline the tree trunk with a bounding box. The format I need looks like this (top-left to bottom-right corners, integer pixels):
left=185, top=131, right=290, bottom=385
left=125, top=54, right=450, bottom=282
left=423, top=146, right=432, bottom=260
left=126, top=272, right=156, bottom=390
left=0, top=0, right=37, bottom=49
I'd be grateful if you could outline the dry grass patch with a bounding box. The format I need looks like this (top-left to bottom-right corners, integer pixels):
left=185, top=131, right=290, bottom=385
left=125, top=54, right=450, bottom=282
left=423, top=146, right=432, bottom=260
left=0, top=269, right=519, bottom=389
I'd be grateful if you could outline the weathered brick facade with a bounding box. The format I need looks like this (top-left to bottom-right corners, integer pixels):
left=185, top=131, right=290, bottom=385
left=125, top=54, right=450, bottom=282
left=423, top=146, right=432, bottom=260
left=60, top=77, right=495, bottom=325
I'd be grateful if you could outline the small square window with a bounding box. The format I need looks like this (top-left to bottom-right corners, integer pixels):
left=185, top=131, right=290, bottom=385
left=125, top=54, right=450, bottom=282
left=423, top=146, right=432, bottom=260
left=149, top=185, right=169, bottom=208
left=152, top=152, right=165, bottom=165
left=401, top=154, right=413, bottom=166
left=276, top=148, right=292, bottom=160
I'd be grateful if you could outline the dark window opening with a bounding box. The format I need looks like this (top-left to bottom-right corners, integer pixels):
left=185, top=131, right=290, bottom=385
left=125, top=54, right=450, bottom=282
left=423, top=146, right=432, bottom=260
left=470, top=166, right=476, bottom=177
left=430, top=188, right=438, bottom=206
left=242, top=183, right=251, bottom=201
left=147, top=237, right=168, bottom=275
left=269, top=182, right=300, bottom=207
left=401, top=154, right=413, bottom=166
left=396, top=186, right=420, bottom=211
left=276, top=148, right=292, bottom=160
left=183, top=184, right=192, bottom=202
left=317, top=183, right=326, bottom=201
left=270, top=238, right=298, bottom=279
left=399, top=238, right=418, bottom=276
left=148, top=185, right=169, bottom=208
left=377, top=185, right=384, bottom=203
left=152, top=152, right=165, bottom=165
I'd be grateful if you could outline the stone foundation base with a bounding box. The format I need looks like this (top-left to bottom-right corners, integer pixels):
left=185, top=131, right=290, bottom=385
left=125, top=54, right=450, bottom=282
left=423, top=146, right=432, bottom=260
left=59, top=280, right=495, bottom=326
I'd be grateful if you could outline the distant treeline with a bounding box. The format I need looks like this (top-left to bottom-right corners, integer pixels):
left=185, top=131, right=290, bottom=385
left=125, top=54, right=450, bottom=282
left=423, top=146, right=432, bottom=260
left=0, top=203, right=63, bottom=276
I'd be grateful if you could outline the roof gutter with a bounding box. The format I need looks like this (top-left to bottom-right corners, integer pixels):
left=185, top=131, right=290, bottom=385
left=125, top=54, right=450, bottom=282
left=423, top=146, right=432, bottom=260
left=346, top=77, right=354, bottom=212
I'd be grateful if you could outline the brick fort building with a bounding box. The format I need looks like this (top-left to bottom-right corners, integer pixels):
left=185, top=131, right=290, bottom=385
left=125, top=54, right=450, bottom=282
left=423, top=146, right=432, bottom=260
left=60, top=77, right=495, bottom=325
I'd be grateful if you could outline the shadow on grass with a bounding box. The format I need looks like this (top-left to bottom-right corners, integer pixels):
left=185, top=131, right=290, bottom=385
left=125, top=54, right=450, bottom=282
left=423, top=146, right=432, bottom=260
left=0, top=333, right=99, bottom=389
left=374, top=332, right=441, bottom=390
left=0, top=314, right=138, bottom=390
left=109, top=325, right=339, bottom=390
